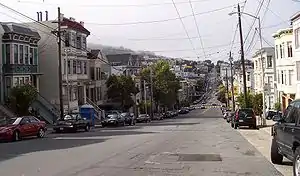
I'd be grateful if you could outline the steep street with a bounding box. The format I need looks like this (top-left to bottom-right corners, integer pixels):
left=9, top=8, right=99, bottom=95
left=0, top=96, right=282, bottom=176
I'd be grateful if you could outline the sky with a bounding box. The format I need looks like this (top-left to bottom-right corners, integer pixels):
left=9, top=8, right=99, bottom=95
left=0, top=0, right=299, bottom=62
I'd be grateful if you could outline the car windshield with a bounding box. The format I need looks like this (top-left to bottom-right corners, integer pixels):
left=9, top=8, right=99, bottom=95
left=107, top=114, right=117, bottom=119
left=0, top=117, right=21, bottom=126
left=64, top=115, right=77, bottom=120
left=240, top=109, right=254, bottom=116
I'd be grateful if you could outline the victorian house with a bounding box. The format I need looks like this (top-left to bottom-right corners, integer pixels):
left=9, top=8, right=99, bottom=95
left=0, top=23, right=41, bottom=117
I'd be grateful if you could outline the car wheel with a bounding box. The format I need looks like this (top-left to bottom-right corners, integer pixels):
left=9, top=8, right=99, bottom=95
left=13, top=131, right=20, bottom=141
left=37, top=128, right=45, bottom=138
left=85, top=125, right=90, bottom=132
left=271, top=138, right=283, bottom=164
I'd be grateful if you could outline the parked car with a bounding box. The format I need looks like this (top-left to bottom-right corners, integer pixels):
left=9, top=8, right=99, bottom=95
left=266, top=110, right=280, bottom=120
left=172, top=110, right=179, bottom=117
left=53, top=113, right=91, bottom=133
left=200, top=105, right=206, bottom=109
left=188, top=106, right=195, bottom=111
left=153, top=113, right=164, bottom=120
left=136, top=114, right=151, bottom=123
left=231, top=108, right=257, bottom=129
left=101, top=113, right=125, bottom=127
left=121, top=112, right=136, bottom=125
left=179, top=108, right=189, bottom=114
left=0, top=116, right=47, bottom=141
left=270, top=100, right=300, bottom=175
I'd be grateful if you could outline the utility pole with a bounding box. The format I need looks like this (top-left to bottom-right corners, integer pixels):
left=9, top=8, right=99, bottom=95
left=64, top=50, right=70, bottom=114
left=144, top=80, right=147, bottom=115
left=57, top=7, right=64, bottom=120
left=257, top=18, right=267, bottom=126
left=225, top=68, right=230, bottom=108
left=237, top=3, right=248, bottom=108
left=150, top=68, right=154, bottom=119
left=229, top=52, right=236, bottom=111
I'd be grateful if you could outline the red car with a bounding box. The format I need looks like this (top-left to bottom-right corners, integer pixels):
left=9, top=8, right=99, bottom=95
left=0, top=116, right=47, bottom=141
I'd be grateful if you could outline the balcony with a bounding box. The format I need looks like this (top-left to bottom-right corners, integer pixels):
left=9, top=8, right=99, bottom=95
left=3, top=64, right=40, bottom=75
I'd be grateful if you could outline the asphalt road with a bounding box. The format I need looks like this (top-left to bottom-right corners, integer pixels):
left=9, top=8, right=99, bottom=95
left=0, top=99, right=283, bottom=176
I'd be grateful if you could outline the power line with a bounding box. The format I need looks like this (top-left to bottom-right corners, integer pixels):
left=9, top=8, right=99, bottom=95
left=18, top=0, right=213, bottom=8
left=171, top=0, right=197, bottom=56
left=85, top=4, right=237, bottom=26
left=188, top=0, right=206, bottom=58
left=0, top=2, right=125, bottom=71
left=253, top=0, right=290, bottom=26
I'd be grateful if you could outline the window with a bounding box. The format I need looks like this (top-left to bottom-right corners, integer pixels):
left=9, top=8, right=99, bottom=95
left=29, top=116, right=39, bottom=123
left=71, top=32, right=76, bottom=47
left=19, top=45, right=23, bottom=64
left=69, top=86, right=72, bottom=101
left=29, top=47, right=33, bottom=64
left=5, top=44, right=10, bottom=64
left=280, top=44, right=283, bottom=58
left=97, top=87, right=101, bottom=101
left=67, top=60, right=71, bottom=74
left=73, top=60, right=76, bottom=74
left=77, top=61, right=82, bottom=74
left=297, top=62, right=300, bottom=81
left=285, top=106, right=298, bottom=124
left=284, top=70, right=287, bottom=85
left=295, top=28, right=300, bottom=49
left=247, top=72, right=250, bottom=81
left=25, top=77, right=30, bottom=84
left=76, top=35, right=81, bottom=49
left=13, top=77, right=19, bottom=86
left=275, top=45, right=278, bottom=59
left=64, top=32, right=70, bottom=47
left=19, top=77, right=24, bottom=85
left=90, top=67, right=95, bottom=80
left=282, top=42, right=285, bottom=58
left=24, top=46, right=29, bottom=64
left=34, top=48, right=37, bottom=64
left=72, top=87, right=77, bottom=100
left=267, top=56, right=272, bottom=68
left=277, top=71, right=280, bottom=83
left=288, top=41, right=293, bottom=57
left=289, top=70, right=293, bottom=86
left=83, top=61, right=87, bottom=74
left=281, top=70, right=284, bottom=84
left=82, top=36, right=86, bottom=49
left=14, top=44, right=18, bottom=64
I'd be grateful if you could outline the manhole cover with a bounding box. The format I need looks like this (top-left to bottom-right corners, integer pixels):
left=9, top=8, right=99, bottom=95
left=172, top=154, right=222, bottom=162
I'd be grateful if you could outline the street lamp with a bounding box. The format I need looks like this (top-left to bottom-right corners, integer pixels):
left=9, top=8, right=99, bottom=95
left=229, top=10, right=266, bottom=126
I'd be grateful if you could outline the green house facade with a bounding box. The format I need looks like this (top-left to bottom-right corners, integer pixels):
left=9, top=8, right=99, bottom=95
left=0, top=23, right=42, bottom=103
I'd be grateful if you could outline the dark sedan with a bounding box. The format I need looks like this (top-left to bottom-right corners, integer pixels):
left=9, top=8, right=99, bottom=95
left=136, top=114, right=151, bottom=123
left=0, top=116, right=47, bottom=141
left=102, top=114, right=125, bottom=127
left=179, top=108, right=189, bottom=114
left=53, top=114, right=91, bottom=133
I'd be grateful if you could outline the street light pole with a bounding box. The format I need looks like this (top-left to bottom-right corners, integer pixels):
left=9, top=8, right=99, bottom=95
left=237, top=4, right=248, bottom=108
left=257, top=17, right=267, bottom=126
left=229, top=52, right=236, bottom=111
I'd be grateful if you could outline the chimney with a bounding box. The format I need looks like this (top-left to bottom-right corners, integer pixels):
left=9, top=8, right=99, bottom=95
left=60, top=13, right=64, bottom=21
left=79, top=21, right=84, bottom=26
left=69, top=17, right=75, bottom=21
left=37, top=12, right=40, bottom=21
left=39, top=11, right=42, bottom=21
left=45, top=11, right=48, bottom=21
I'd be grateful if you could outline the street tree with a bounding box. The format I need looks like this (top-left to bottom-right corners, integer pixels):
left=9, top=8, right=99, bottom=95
left=106, top=74, right=139, bottom=110
left=141, top=60, right=181, bottom=109
left=8, top=84, right=38, bottom=116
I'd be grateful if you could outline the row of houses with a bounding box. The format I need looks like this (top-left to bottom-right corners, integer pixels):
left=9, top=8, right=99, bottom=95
left=222, top=11, right=300, bottom=111
left=0, top=13, right=206, bottom=122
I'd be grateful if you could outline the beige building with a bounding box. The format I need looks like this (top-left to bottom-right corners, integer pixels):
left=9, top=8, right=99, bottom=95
left=253, top=47, right=276, bottom=109
left=28, top=14, right=90, bottom=117
left=273, top=28, right=295, bottom=110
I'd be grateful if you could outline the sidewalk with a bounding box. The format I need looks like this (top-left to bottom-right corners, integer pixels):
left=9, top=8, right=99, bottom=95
left=237, top=120, right=292, bottom=176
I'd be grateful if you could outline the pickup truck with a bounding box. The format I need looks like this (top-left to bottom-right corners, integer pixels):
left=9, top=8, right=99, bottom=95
left=271, top=99, right=300, bottom=176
